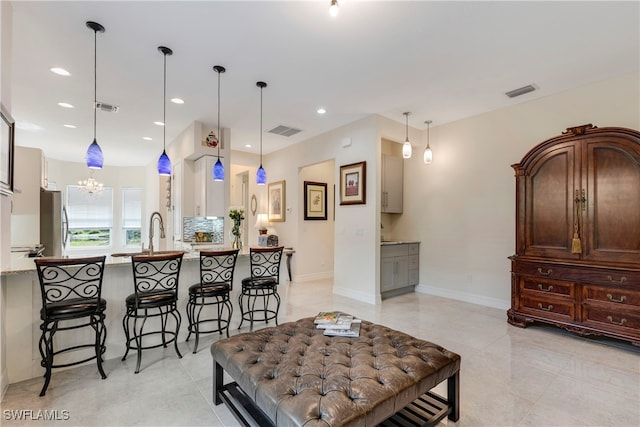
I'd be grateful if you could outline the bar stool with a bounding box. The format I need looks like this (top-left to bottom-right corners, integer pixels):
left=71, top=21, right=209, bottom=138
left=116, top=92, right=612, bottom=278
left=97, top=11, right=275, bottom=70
left=238, top=246, right=284, bottom=332
left=122, top=252, right=184, bottom=373
left=34, top=256, right=107, bottom=396
left=186, top=249, right=239, bottom=353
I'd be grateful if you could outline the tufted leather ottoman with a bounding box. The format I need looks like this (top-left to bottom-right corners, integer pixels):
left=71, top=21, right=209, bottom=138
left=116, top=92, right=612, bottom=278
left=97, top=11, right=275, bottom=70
left=211, top=317, right=460, bottom=427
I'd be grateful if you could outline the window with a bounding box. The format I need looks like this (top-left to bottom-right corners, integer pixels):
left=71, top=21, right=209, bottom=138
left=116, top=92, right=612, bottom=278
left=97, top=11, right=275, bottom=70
left=122, top=188, right=142, bottom=246
left=66, top=185, right=113, bottom=248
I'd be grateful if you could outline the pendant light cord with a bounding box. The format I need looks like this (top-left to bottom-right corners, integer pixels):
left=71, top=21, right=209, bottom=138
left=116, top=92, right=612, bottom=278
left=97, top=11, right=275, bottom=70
left=93, top=27, right=97, bottom=141
left=163, top=52, right=167, bottom=151
left=405, top=113, right=409, bottom=141
left=259, top=85, right=263, bottom=165
left=217, top=68, right=221, bottom=157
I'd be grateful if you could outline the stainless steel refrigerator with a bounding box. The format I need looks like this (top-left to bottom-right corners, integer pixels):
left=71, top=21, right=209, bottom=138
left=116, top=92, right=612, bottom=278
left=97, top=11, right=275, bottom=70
left=40, top=188, right=68, bottom=257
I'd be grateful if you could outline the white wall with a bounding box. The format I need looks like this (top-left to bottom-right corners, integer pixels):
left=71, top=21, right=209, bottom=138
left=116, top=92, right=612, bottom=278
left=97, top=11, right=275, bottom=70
left=396, top=72, right=640, bottom=309
left=266, top=116, right=381, bottom=303
left=297, top=160, right=335, bottom=282
left=0, top=0, right=12, bottom=401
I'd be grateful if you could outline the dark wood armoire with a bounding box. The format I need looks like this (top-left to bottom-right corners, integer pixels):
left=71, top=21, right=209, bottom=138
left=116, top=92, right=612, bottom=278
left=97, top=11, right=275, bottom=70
left=509, top=124, right=640, bottom=345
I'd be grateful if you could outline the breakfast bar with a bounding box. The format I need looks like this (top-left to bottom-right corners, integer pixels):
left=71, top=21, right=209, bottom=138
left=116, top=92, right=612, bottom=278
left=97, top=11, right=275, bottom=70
left=1, top=248, right=293, bottom=384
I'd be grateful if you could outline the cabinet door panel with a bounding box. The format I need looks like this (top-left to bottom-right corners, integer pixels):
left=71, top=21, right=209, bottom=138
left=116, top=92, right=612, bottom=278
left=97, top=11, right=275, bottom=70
left=381, top=155, right=403, bottom=213
left=524, top=144, right=578, bottom=259
left=584, top=138, right=640, bottom=264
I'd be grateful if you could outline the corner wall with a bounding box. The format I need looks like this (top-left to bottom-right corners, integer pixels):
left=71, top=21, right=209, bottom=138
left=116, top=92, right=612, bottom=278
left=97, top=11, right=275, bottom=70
left=397, top=72, right=640, bottom=309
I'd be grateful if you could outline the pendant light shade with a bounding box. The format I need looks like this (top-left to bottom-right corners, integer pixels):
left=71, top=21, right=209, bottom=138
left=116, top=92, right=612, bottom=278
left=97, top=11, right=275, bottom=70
left=329, top=0, right=339, bottom=16
left=402, top=112, right=412, bottom=159
left=256, top=81, right=267, bottom=185
left=213, top=65, right=226, bottom=181
left=423, top=120, right=433, bottom=165
left=86, top=139, right=103, bottom=169
left=85, top=21, right=105, bottom=169
left=158, top=150, right=171, bottom=176
left=157, top=46, right=173, bottom=176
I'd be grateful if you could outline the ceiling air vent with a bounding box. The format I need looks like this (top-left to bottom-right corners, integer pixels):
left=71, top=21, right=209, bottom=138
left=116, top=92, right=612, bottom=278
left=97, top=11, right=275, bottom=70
left=268, top=125, right=302, bottom=137
left=96, top=102, right=119, bottom=113
left=505, top=84, right=536, bottom=98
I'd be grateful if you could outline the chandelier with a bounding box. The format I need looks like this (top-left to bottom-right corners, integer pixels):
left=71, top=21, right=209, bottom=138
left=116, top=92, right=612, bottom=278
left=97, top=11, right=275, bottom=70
left=78, top=176, right=104, bottom=194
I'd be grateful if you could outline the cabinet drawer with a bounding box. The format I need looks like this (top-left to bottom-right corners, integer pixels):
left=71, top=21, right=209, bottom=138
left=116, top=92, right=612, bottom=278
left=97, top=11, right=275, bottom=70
left=381, top=245, right=408, bottom=258
left=408, top=244, right=420, bottom=255
left=520, top=277, right=574, bottom=297
left=582, top=306, right=640, bottom=334
left=515, top=261, right=572, bottom=279
left=408, top=255, right=419, bottom=270
left=583, top=285, right=640, bottom=308
left=520, top=295, right=575, bottom=320
left=576, top=270, right=640, bottom=287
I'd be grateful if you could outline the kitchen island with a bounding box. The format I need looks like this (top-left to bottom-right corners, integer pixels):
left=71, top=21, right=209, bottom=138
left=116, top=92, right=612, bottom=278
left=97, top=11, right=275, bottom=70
left=1, top=248, right=293, bottom=385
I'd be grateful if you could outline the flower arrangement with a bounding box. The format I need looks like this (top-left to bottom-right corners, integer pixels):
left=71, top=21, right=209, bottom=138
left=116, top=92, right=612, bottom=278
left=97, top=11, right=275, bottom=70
left=229, top=208, right=245, bottom=238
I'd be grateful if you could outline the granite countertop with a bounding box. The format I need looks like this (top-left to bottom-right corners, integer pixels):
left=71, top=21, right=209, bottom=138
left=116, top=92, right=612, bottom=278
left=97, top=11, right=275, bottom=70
left=380, top=240, right=421, bottom=246
left=2, top=247, right=294, bottom=276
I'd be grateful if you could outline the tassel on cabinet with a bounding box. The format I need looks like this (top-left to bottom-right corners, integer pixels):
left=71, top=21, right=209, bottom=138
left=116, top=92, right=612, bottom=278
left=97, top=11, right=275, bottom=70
left=571, top=190, right=582, bottom=254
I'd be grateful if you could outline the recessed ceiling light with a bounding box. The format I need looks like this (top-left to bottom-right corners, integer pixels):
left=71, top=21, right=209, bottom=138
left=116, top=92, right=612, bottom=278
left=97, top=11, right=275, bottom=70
left=154, top=121, right=165, bottom=126
left=63, top=124, right=76, bottom=128
left=15, top=121, right=43, bottom=131
left=170, top=98, right=184, bottom=104
left=50, top=67, right=71, bottom=76
left=143, top=137, right=152, bottom=141
left=245, top=144, right=252, bottom=148
left=57, top=102, right=74, bottom=108
left=317, top=108, right=327, bottom=115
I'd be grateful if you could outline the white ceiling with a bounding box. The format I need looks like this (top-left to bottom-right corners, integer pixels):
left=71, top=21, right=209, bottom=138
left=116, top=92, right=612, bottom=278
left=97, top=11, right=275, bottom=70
left=9, top=1, right=640, bottom=167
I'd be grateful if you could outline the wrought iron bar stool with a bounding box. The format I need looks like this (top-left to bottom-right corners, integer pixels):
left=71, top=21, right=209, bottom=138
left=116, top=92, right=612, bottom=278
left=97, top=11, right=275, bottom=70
left=34, top=256, right=108, bottom=396
left=122, top=252, right=184, bottom=373
left=186, top=249, right=239, bottom=353
left=238, top=246, right=284, bottom=332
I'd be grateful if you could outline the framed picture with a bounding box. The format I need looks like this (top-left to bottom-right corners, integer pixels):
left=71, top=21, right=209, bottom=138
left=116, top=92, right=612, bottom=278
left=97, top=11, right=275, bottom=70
left=268, top=180, right=286, bottom=222
left=304, top=181, right=327, bottom=220
left=339, top=161, right=366, bottom=205
left=0, top=105, right=15, bottom=194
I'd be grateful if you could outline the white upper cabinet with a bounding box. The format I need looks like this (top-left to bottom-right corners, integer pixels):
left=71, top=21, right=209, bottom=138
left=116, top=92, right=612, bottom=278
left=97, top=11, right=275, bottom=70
left=194, top=156, right=225, bottom=217
left=381, top=154, right=403, bottom=213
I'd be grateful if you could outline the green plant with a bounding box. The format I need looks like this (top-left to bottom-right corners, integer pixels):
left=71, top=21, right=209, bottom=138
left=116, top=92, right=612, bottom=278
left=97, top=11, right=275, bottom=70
left=229, top=209, right=245, bottom=237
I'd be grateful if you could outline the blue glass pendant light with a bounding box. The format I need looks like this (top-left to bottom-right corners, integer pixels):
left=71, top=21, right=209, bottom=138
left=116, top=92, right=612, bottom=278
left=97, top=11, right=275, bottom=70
left=157, top=46, right=173, bottom=176
left=256, top=81, right=267, bottom=185
left=213, top=65, right=226, bottom=181
left=86, top=21, right=105, bottom=169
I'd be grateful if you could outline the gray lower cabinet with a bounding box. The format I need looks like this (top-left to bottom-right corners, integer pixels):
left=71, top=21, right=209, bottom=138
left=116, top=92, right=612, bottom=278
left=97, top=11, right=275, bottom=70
left=381, top=243, right=419, bottom=297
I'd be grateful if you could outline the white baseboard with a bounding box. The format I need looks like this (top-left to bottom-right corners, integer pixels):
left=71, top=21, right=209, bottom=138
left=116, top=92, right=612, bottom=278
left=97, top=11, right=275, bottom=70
left=0, top=367, right=8, bottom=402
left=333, top=286, right=380, bottom=305
left=292, top=271, right=333, bottom=283
left=415, top=284, right=510, bottom=311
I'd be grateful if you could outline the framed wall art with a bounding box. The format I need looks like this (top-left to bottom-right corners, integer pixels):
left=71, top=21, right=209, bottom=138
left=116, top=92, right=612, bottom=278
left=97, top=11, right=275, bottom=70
left=304, top=181, right=327, bottom=220
left=0, top=104, right=15, bottom=194
left=339, top=161, right=366, bottom=205
left=268, top=180, right=286, bottom=222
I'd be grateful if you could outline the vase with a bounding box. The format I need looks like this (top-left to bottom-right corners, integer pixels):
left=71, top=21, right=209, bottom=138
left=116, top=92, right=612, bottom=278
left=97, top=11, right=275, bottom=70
left=232, top=233, right=242, bottom=250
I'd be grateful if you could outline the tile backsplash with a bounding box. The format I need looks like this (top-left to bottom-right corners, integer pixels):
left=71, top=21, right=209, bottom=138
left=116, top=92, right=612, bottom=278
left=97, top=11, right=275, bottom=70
left=183, top=216, right=224, bottom=243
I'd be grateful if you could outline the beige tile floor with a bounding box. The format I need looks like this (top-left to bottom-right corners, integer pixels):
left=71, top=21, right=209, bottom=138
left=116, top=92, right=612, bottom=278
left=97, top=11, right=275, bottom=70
left=1, top=279, right=639, bottom=426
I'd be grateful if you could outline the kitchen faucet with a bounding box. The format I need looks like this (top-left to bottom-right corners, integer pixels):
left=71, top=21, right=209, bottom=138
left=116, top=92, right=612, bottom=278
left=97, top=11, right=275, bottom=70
left=147, top=211, right=166, bottom=255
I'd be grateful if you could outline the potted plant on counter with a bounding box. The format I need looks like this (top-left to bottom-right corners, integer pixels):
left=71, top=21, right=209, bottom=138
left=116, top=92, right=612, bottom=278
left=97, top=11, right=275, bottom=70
left=228, top=208, right=245, bottom=250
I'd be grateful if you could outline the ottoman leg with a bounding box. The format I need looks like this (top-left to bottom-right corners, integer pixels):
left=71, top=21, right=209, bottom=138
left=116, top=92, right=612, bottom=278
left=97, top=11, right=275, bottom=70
left=448, top=370, right=460, bottom=422
left=214, top=361, right=223, bottom=405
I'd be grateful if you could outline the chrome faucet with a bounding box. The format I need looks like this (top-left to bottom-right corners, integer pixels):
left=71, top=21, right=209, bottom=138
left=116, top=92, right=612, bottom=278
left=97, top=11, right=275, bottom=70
left=147, top=211, right=166, bottom=255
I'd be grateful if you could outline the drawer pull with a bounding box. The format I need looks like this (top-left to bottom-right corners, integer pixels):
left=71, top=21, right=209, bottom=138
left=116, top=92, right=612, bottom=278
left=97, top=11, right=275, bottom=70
left=537, top=284, right=554, bottom=292
left=606, top=316, right=627, bottom=326
left=606, top=294, right=627, bottom=303
left=537, top=268, right=553, bottom=276
left=607, top=275, right=627, bottom=284
left=537, top=303, right=553, bottom=311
